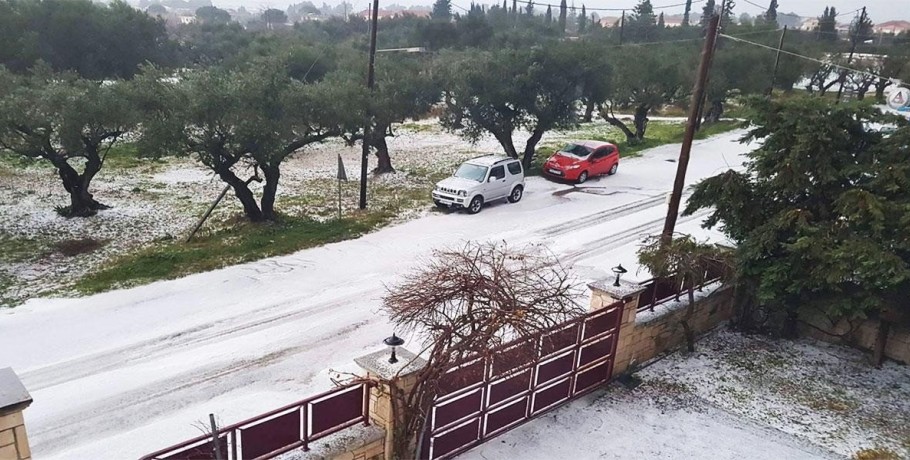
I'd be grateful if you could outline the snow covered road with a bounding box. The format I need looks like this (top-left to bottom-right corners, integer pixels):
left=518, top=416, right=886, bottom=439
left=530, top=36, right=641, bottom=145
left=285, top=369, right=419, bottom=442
left=0, top=131, right=749, bottom=459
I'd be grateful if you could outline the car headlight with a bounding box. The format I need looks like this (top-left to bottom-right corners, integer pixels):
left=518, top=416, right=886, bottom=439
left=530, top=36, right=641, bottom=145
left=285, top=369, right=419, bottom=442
left=457, top=190, right=467, bottom=197
left=567, top=164, right=581, bottom=170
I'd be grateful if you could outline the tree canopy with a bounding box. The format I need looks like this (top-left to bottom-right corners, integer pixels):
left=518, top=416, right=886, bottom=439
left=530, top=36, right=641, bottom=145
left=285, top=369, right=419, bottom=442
left=0, top=65, right=139, bottom=215
left=440, top=43, right=585, bottom=166
left=135, top=62, right=365, bottom=221
left=0, top=0, right=173, bottom=78
left=685, top=97, right=910, bottom=332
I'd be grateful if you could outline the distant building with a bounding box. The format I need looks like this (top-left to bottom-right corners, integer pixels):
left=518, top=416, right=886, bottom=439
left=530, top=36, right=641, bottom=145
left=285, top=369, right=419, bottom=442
left=661, top=14, right=685, bottom=28
left=357, top=7, right=430, bottom=19
left=598, top=16, right=621, bottom=28
left=874, top=20, right=910, bottom=35
left=799, top=17, right=819, bottom=31
left=178, top=15, right=197, bottom=25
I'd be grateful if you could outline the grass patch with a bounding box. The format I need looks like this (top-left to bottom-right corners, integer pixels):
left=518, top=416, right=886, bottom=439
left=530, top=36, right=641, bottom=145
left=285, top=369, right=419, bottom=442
left=74, top=212, right=393, bottom=294
left=0, top=150, right=50, bottom=170
left=527, top=120, right=741, bottom=176
left=0, top=270, right=17, bottom=308
left=398, top=122, right=439, bottom=133
left=102, top=143, right=168, bottom=170
left=854, top=448, right=902, bottom=460
left=0, top=232, right=47, bottom=263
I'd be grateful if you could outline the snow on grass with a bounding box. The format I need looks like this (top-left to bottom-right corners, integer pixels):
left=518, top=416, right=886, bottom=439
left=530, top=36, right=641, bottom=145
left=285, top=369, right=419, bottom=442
left=465, top=330, right=909, bottom=460
left=638, top=330, right=910, bottom=459
left=462, top=381, right=835, bottom=460
left=0, top=118, right=732, bottom=307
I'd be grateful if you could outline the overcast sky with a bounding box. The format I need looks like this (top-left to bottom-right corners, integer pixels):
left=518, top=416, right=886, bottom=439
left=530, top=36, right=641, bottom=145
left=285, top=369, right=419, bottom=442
left=211, top=0, right=908, bottom=21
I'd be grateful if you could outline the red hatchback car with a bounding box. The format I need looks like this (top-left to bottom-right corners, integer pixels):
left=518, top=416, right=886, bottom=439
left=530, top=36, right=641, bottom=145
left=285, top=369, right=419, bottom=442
left=543, top=140, right=620, bottom=184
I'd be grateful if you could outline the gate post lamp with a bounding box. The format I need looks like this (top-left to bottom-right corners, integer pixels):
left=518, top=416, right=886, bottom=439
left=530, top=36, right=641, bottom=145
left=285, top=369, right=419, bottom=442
left=612, top=264, right=628, bottom=287
left=383, top=333, right=405, bottom=364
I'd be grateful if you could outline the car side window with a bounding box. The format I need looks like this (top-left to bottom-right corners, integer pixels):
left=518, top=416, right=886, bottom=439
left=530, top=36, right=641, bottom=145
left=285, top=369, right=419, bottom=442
left=490, top=165, right=505, bottom=180
left=604, top=146, right=616, bottom=155
left=507, top=161, right=522, bottom=175
left=592, top=149, right=607, bottom=159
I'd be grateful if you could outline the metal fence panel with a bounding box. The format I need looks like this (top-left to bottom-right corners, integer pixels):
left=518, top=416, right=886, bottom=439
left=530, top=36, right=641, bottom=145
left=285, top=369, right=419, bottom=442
left=309, top=385, right=365, bottom=437
left=432, top=387, right=484, bottom=430
left=238, top=410, right=300, bottom=460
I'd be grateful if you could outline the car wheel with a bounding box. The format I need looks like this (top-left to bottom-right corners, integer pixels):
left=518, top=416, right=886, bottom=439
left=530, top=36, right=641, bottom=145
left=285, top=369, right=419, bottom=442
left=608, top=163, right=618, bottom=175
left=577, top=171, right=589, bottom=184
left=467, top=196, right=484, bottom=214
left=507, top=185, right=523, bottom=203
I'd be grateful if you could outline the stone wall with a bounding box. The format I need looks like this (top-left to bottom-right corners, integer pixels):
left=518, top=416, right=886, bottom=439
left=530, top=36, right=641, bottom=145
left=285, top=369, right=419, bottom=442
left=589, top=281, right=734, bottom=375
left=0, top=368, right=31, bottom=460
left=0, top=411, right=31, bottom=460
left=802, top=316, right=910, bottom=365
left=331, top=436, right=384, bottom=460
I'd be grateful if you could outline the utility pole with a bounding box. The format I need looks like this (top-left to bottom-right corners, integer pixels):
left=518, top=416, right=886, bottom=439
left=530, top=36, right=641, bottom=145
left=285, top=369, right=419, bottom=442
left=836, top=6, right=866, bottom=103
left=661, top=14, right=720, bottom=245
left=767, top=25, right=788, bottom=97
left=618, top=10, right=625, bottom=44
left=359, top=0, right=380, bottom=209
left=694, top=0, right=724, bottom=131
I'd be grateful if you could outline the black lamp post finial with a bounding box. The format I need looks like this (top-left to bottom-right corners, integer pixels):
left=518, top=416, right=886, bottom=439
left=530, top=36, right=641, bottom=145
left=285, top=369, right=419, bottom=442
left=612, top=264, right=628, bottom=287
left=383, top=333, right=405, bottom=364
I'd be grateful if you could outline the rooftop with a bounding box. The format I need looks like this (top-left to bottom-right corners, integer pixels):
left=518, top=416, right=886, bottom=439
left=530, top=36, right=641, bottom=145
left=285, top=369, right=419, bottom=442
left=0, top=367, right=32, bottom=415
left=466, top=155, right=514, bottom=167
left=574, top=140, right=615, bottom=149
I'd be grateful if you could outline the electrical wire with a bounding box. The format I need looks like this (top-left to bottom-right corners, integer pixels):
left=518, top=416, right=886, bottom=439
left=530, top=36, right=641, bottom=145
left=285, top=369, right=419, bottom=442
left=739, top=0, right=861, bottom=19
left=452, top=0, right=707, bottom=13
left=720, top=32, right=908, bottom=88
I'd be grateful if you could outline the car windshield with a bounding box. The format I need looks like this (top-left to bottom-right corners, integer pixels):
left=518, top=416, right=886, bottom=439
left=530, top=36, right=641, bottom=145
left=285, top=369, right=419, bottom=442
left=454, top=163, right=488, bottom=182
left=559, top=143, right=591, bottom=158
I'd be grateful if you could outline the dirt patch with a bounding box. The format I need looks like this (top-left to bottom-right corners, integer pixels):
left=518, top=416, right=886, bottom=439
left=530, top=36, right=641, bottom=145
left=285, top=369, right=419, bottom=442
left=53, top=238, right=108, bottom=257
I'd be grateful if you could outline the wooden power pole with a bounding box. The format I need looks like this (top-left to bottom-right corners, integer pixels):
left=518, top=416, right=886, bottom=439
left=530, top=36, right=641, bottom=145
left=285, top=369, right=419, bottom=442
left=661, top=14, right=720, bottom=245
left=618, top=10, right=625, bottom=45
left=359, top=0, right=380, bottom=209
left=767, top=25, right=788, bottom=97
left=835, top=6, right=867, bottom=103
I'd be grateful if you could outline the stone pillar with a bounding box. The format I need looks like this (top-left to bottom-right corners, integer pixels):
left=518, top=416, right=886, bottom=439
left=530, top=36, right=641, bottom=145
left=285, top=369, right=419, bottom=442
left=587, top=279, right=646, bottom=376
left=354, top=348, right=427, bottom=460
left=0, top=368, right=32, bottom=460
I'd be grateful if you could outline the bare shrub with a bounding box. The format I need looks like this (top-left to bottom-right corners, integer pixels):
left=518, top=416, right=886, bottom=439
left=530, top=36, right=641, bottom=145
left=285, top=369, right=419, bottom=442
left=382, top=241, right=583, bottom=458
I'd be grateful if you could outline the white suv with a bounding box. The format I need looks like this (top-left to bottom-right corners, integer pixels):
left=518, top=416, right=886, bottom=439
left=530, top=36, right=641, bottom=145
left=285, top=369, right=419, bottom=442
left=432, top=155, right=525, bottom=214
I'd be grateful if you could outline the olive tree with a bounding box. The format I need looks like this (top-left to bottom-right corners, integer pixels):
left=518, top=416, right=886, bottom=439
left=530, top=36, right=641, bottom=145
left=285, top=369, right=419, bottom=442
left=135, top=63, right=364, bottom=221
left=440, top=43, right=584, bottom=167
left=0, top=66, right=138, bottom=216
left=600, top=45, right=688, bottom=143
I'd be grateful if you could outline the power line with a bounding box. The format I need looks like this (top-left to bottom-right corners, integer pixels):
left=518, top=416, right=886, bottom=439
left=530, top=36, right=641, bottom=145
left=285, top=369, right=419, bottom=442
left=720, top=32, right=908, bottom=88
left=738, top=0, right=861, bottom=19
left=453, top=0, right=707, bottom=13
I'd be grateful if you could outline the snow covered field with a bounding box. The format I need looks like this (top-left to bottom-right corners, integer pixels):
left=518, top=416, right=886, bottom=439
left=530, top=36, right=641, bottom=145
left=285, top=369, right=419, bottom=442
left=5, top=127, right=905, bottom=460
left=0, top=128, right=747, bottom=459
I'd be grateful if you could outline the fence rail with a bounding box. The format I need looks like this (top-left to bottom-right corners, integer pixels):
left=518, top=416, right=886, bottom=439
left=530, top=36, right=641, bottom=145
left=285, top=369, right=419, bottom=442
left=637, top=264, right=727, bottom=312
left=139, top=382, right=372, bottom=460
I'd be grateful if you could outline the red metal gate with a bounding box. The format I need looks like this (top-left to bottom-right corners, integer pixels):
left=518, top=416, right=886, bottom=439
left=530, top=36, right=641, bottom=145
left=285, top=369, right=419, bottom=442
left=139, top=382, right=372, bottom=460
left=422, top=302, right=624, bottom=459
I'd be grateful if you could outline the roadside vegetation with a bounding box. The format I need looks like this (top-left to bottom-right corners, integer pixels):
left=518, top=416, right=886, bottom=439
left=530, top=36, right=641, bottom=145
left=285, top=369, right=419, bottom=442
left=75, top=212, right=391, bottom=294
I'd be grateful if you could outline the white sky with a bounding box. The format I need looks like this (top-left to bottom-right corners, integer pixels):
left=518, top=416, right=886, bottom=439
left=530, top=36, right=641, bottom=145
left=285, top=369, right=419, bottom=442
left=211, top=0, right=908, bottom=21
